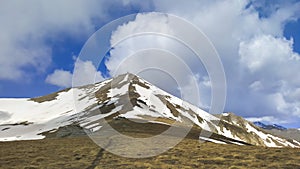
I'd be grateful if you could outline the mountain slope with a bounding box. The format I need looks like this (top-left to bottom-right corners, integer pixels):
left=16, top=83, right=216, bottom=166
left=215, top=113, right=300, bottom=147
left=0, top=73, right=299, bottom=148
left=262, top=129, right=300, bottom=142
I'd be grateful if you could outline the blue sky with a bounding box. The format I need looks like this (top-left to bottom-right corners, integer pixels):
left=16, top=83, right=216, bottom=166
left=1, top=0, right=300, bottom=128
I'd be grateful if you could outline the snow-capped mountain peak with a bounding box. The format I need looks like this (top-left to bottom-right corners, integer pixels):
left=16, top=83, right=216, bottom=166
left=0, top=73, right=299, bottom=148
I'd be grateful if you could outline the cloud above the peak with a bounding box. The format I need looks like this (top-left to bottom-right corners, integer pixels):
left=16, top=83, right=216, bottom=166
left=105, top=12, right=214, bottom=109
left=103, top=1, right=300, bottom=126
left=46, top=70, right=72, bottom=88
left=46, top=59, right=103, bottom=88
left=1, top=0, right=300, bottom=127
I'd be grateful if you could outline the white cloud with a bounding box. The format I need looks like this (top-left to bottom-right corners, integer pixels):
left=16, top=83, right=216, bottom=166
left=46, top=59, right=104, bottom=88
left=239, top=35, right=299, bottom=72
left=72, top=59, right=104, bottom=87
left=246, top=116, right=288, bottom=124
left=239, top=34, right=300, bottom=120
left=0, top=0, right=107, bottom=81
left=106, top=13, right=211, bottom=107
left=269, top=92, right=300, bottom=118
left=179, top=74, right=211, bottom=109
left=46, top=70, right=72, bottom=88
left=2, top=0, right=300, bottom=126
left=110, top=12, right=174, bottom=45
left=103, top=1, right=300, bottom=126
left=0, top=44, right=52, bottom=80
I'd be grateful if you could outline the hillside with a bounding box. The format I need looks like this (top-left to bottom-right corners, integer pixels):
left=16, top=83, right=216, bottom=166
left=1, top=136, right=300, bottom=169
left=0, top=73, right=299, bottom=150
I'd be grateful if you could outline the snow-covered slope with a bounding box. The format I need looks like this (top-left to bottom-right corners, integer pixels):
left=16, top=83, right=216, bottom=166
left=0, top=80, right=111, bottom=141
left=0, top=73, right=299, bottom=148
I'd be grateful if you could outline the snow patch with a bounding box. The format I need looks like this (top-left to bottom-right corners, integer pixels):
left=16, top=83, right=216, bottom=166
left=199, top=136, right=227, bottom=144
left=222, top=113, right=230, bottom=116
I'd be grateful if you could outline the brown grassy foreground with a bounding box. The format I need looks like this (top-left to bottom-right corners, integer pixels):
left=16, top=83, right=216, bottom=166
left=1, top=135, right=300, bottom=169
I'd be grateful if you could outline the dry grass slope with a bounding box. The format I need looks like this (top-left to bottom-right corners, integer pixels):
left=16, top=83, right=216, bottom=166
left=1, top=134, right=300, bottom=169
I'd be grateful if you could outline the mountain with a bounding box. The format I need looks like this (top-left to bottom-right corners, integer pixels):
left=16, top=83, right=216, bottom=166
left=0, top=73, right=299, bottom=148
left=253, top=122, right=287, bottom=130
left=252, top=122, right=300, bottom=142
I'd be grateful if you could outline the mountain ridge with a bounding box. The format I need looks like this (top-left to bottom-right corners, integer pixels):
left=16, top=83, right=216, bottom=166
left=0, top=73, right=299, bottom=148
left=253, top=121, right=287, bottom=130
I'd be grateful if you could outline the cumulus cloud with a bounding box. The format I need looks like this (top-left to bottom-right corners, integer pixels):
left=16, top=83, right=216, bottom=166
left=105, top=13, right=211, bottom=108
left=239, top=35, right=299, bottom=72
left=72, top=59, right=104, bottom=87
left=239, top=35, right=300, bottom=120
left=46, top=59, right=104, bottom=88
left=269, top=92, right=300, bottom=118
left=0, top=0, right=154, bottom=82
left=103, top=0, right=300, bottom=126
left=0, top=0, right=107, bottom=81
left=152, top=0, right=300, bottom=126
left=46, top=70, right=72, bottom=88
left=2, top=0, right=300, bottom=126
left=110, top=12, right=174, bottom=45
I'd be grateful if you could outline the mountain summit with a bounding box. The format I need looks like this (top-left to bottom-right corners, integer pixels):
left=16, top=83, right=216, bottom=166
left=0, top=73, right=299, bottom=148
